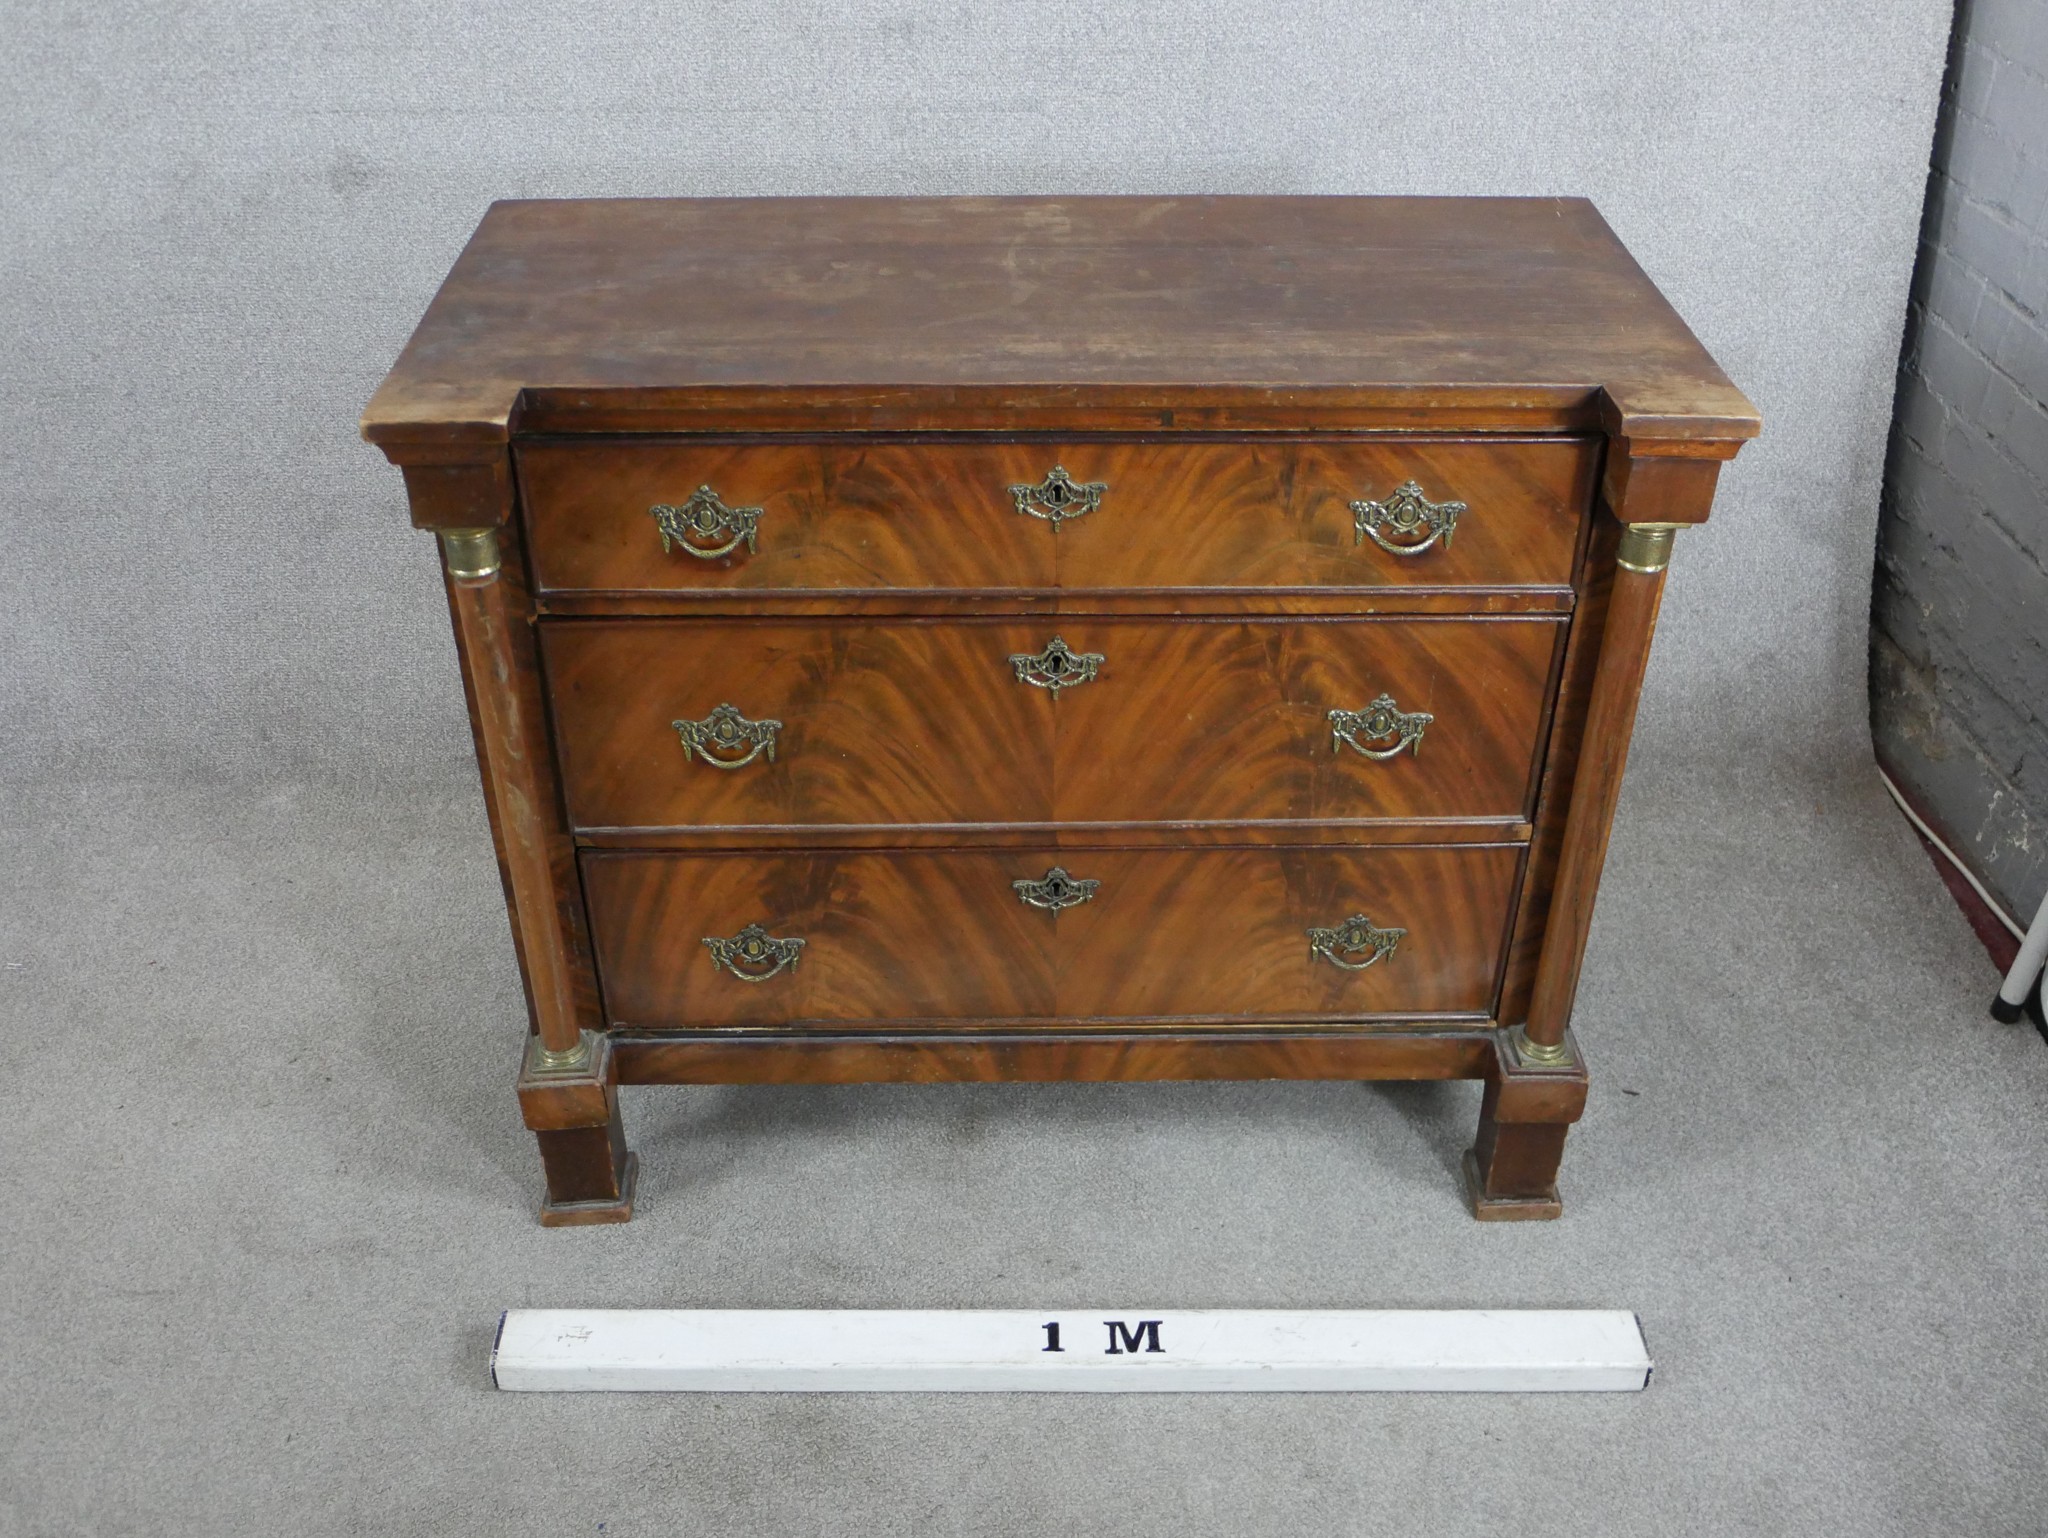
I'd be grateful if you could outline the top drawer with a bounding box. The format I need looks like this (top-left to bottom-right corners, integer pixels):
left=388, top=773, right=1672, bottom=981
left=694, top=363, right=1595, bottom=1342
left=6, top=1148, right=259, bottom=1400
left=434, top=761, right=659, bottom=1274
left=517, top=438, right=1594, bottom=596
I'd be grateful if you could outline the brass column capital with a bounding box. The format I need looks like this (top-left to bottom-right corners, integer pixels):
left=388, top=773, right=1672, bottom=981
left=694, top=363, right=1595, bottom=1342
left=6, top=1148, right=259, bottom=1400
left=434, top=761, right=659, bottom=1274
left=438, top=525, right=503, bottom=580
left=1615, top=522, right=1681, bottom=575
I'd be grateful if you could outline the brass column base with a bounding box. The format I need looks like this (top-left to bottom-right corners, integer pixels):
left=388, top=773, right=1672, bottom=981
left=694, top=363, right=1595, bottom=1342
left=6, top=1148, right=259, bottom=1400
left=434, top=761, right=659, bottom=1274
left=1506, top=1024, right=1578, bottom=1072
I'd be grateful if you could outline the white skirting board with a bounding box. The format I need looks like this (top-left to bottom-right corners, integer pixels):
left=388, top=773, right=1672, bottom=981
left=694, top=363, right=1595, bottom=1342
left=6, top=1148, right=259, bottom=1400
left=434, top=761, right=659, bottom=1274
left=492, top=1309, right=1651, bottom=1392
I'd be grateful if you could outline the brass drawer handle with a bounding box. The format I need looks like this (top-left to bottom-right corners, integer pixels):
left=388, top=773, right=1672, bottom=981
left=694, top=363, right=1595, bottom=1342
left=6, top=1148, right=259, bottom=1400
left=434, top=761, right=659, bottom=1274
left=1009, top=636, right=1103, bottom=699
left=703, top=923, right=805, bottom=982
left=650, top=485, right=763, bottom=560
left=1307, top=913, right=1405, bottom=971
left=1329, top=694, right=1432, bottom=760
left=1012, top=866, right=1099, bottom=912
left=1350, top=481, right=1465, bottom=557
left=1009, top=466, right=1106, bottom=530
left=672, top=704, right=782, bottom=770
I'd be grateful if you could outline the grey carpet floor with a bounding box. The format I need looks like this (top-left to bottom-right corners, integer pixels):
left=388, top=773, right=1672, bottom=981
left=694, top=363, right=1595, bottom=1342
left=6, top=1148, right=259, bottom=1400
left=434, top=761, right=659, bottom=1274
left=2, top=754, right=2043, bottom=1537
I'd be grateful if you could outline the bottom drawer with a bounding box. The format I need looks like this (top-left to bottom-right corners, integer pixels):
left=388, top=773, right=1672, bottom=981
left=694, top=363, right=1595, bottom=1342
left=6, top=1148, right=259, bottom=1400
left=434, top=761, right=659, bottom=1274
left=582, top=845, right=1522, bottom=1028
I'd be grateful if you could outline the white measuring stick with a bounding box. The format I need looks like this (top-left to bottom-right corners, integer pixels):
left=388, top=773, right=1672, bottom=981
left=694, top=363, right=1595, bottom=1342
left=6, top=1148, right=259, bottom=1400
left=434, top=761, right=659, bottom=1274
left=492, top=1309, right=1651, bottom=1392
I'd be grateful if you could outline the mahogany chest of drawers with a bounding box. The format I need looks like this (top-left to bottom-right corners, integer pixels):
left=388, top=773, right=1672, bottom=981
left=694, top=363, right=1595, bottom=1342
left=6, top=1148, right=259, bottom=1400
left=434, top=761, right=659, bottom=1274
left=362, top=196, right=1757, bottom=1225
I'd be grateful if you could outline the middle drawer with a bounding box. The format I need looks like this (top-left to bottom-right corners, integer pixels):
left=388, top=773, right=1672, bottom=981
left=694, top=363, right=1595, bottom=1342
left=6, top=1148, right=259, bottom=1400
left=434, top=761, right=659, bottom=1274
left=542, top=616, right=1561, bottom=832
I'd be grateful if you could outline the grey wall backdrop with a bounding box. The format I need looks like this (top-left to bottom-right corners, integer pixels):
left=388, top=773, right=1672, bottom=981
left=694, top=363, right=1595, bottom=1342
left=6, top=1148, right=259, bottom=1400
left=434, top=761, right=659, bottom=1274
left=1, top=1, right=1955, bottom=795
left=1874, top=0, right=2048, bottom=922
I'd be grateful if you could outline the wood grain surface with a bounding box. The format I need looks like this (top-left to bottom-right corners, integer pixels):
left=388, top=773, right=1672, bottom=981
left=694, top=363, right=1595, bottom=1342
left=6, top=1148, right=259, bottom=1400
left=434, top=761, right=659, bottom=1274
left=1496, top=512, right=1615, bottom=1024
left=361, top=197, right=1761, bottom=449
left=1524, top=546, right=1673, bottom=1043
left=543, top=615, right=1561, bottom=832
left=436, top=510, right=604, bottom=1054
left=581, top=844, right=1522, bottom=1028
left=517, top=436, right=1593, bottom=595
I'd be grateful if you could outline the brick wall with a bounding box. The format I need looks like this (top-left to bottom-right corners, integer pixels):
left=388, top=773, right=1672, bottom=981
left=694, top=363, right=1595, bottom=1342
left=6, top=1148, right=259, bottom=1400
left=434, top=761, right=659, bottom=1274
left=1874, top=0, right=2048, bottom=922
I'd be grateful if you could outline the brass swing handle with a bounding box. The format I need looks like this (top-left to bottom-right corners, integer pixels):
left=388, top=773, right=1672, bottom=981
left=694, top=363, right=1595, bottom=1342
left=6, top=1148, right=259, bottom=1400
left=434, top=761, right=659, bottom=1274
left=703, top=923, right=805, bottom=983
left=1350, top=481, right=1466, bottom=557
left=1009, top=636, right=1104, bottom=698
left=1008, top=467, right=1107, bottom=529
left=1012, top=866, right=1100, bottom=912
left=1307, top=914, right=1406, bottom=971
left=1329, top=694, right=1432, bottom=760
left=650, top=485, right=763, bottom=560
left=672, top=704, right=782, bottom=770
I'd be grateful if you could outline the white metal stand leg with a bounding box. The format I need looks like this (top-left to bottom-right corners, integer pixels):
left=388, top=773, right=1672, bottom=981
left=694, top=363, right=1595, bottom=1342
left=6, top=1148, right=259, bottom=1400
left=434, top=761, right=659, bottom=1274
left=1992, top=885, right=2048, bottom=1033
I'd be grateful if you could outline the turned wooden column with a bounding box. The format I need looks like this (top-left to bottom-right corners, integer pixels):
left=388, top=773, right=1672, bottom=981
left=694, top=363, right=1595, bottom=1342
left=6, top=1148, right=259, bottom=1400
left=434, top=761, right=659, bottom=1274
left=389, top=451, right=633, bottom=1223
left=1514, top=519, right=1677, bottom=1063
left=436, top=524, right=591, bottom=1065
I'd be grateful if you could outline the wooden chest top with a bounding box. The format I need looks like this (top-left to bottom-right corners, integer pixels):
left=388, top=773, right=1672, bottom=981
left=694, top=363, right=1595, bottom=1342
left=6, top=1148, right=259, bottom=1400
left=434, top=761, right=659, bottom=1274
left=359, top=195, right=1759, bottom=448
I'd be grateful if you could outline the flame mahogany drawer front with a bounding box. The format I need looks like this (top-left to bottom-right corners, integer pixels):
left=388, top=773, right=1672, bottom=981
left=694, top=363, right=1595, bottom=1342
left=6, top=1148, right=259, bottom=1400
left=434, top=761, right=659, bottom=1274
left=516, top=437, right=1596, bottom=596
left=581, top=845, right=1523, bottom=1029
left=540, top=615, right=1564, bottom=834
left=362, top=196, right=1757, bottom=1224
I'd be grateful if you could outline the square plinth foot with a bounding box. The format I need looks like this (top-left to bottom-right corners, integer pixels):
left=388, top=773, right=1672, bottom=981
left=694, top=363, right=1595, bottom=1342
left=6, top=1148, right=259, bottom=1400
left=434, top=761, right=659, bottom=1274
left=1461, top=1149, right=1564, bottom=1221
left=540, top=1151, right=638, bottom=1227
left=523, top=1032, right=636, bottom=1226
